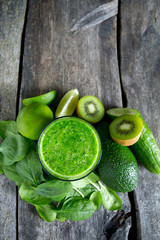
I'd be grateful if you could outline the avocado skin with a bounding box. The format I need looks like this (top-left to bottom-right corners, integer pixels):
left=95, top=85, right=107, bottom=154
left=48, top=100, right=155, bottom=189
left=96, top=121, right=138, bottom=193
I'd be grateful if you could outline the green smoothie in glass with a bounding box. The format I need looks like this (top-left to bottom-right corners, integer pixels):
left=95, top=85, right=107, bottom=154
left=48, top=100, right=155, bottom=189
left=37, top=116, right=101, bottom=180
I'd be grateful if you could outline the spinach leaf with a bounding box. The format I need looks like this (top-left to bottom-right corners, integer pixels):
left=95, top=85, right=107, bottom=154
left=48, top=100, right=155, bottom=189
left=36, top=180, right=72, bottom=201
left=0, top=164, right=3, bottom=174
left=71, top=178, right=89, bottom=188
left=35, top=204, right=57, bottom=222
left=56, top=213, right=66, bottom=222
left=85, top=172, right=99, bottom=184
left=65, top=188, right=81, bottom=199
left=98, top=181, right=122, bottom=211
left=0, top=134, right=29, bottom=165
left=57, top=196, right=97, bottom=221
left=19, top=182, right=53, bottom=205
left=80, top=184, right=96, bottom=198
left=16, top=149, right=45, bottom=186
left=89, top=191, right=102, bottom=210
left=0, top=121, right=18, bottom=140
left=3, top=164, right=24, bottom=186
left=0, top=153, right=3, bottom=174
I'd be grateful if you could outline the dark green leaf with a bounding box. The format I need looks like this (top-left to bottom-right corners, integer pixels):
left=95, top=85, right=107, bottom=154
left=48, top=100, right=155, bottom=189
left=0, top=121, right=18, bottom=140
left=16, top=149, right=45, bottom=186
left=0, top=135, right=29, bottom=165
left=35, top=204, right=57, bottom=222
left=36, top=180, right=72, bottom=201
left=58, top=196, right=97, bottom=221
left=3, top=164, right=23, bottom=186
left=19, top=182, right=53, bottom=205
left=99, top=181, right=122, bottom=211
left=89, top=191, right=102, bottom=210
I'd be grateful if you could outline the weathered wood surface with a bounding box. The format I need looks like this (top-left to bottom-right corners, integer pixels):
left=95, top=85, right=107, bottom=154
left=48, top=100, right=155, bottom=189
left=18, top=0, right=131, bottom=240
left=0, top=0, right=27, bottom=239
left=120, top=0, right=160, bottom=239
left=0, top=0, right=159, bottom=239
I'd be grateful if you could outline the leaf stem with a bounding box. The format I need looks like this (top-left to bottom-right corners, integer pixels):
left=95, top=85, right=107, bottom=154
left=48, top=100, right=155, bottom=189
left=73, top=187, right=85, bottom=198
left=86, top=179, right=101, bottom=191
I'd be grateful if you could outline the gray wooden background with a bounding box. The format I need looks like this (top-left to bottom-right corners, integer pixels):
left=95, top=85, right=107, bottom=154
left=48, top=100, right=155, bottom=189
left=0, top=0, right=160, bottom=239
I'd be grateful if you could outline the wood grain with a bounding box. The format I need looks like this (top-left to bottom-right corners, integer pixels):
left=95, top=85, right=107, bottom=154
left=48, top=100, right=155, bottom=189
left=120, top=0, right=160, bottom=239
left=0, top=0, right=27, bottom=239
left=18, top=0, right=131, bottom=239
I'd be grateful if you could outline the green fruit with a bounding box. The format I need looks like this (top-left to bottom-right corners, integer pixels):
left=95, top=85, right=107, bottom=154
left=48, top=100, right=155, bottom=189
left=16, top=103, right=54, bottom=140
left=22, top=90, right=56, bottom=106
left=109, top=115, right=143, bottom=146
left=106, top=108, right=138, bottom=120
left=76, top=95, right=105, bottom=123
left=96, top=121, right=138, bottom=193
left=55, top=89, right=79, bottom=118
left=106, top=108, right=160, bottom=174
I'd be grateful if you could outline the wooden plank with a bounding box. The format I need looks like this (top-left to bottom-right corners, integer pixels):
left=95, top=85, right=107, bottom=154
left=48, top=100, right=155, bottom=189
left=120, top=0, right=160, bottom=239
left=0, top=0, right=27, bottom=239
left=18, top=0, right=131, bottom=239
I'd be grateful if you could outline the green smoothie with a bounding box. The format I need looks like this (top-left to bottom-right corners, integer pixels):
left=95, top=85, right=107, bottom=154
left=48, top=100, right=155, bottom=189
left=38, top=117, right=101, bottom=180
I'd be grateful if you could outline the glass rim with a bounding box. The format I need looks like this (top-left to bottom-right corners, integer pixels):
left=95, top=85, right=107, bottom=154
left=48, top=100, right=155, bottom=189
left=37, top=116, right=102, bottom=182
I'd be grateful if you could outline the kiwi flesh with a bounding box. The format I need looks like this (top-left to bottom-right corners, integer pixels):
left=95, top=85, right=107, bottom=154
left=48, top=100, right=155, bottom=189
left=109, top=115, right=143, bottom=146
left=76, top=95, right=105, bottom=123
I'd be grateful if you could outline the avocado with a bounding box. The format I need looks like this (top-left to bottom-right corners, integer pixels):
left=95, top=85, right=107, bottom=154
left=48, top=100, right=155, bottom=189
left=96, top=121, right=138, bottom=193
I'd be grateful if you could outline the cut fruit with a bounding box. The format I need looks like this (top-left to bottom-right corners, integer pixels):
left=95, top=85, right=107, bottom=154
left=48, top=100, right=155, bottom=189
left=16, top=103, right=54, bottom=140
left=22, top=90, right=57, bottom=106
left=55, top=89, right=79, bottom=118
left=76, top=95, right=105, bottom=123
left=106, top=108, right=138, bottom=119
left=109, top=115, right=143, bottom=146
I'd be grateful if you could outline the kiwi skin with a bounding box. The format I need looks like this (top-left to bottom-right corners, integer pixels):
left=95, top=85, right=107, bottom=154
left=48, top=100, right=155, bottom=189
left=76, top=95, right=105, bottom=123
left=111, top=134, right=142, bottom=146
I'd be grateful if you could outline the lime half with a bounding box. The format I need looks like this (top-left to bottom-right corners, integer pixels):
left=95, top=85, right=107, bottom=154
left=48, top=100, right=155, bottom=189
left=22, top=90, right=57, bottom=106
left=55, top=89, right=79, bottom=118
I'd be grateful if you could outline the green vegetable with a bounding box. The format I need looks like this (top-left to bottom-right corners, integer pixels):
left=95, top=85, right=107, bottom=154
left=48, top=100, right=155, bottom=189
left=89, top=191, right=102, bottom=210
left=56, top=197, right=97, bottom=221
left=0, top=121, right=18, bottom=140
left=36, top=180, right=72, bottom=201
left=16, top=149, right=45, bottom=186
left=19, top=182, right=53, bottom=205
left=3, top=164, right=23, bottom=186
left=96, top=121, right=139, bottom=192
left=131, top=113, right=160, bottom=174
left=0, top=134, right=29, bottom=165
left=106, top=108, right=160, bottom=174
left=56, top=213, right=66, bottom=222
left=71, top=172, right=99, bottom=189
left=35, top=204, right=57, bottom=222
left=0, top=162, right=3, bottom=174
left=22, top=90, right=57, bottom=106
left=98, top=181, right=122, bottom=211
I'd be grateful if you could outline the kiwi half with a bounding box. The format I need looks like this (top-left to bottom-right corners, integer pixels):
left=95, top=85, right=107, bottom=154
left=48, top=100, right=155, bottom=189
left=109, top=115, right=143, bottom=146
left=76, top=95, right=105, bottom=123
